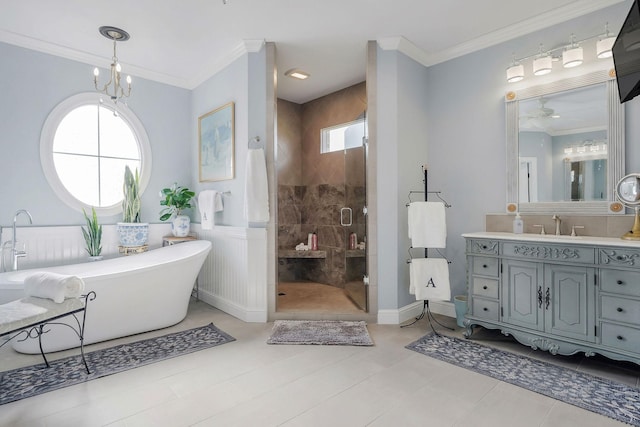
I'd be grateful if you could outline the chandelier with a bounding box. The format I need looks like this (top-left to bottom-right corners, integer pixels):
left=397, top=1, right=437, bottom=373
left=93, top=26, right=132, bottom=104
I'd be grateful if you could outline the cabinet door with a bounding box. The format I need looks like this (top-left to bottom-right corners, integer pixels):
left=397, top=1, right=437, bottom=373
left=544, top=264, right=595, bottom=342
left=502, top=260, right=543, bottom=331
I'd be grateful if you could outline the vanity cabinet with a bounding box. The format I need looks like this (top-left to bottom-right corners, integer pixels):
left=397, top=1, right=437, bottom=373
left=463, top=232, right=640, bottom=365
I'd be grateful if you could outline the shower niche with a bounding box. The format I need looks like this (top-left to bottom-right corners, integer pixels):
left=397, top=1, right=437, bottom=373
left=277, top=82, right=367, bottom=311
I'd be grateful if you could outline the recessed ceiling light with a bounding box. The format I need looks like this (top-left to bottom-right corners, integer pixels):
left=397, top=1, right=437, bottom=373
left=284, top=68, right=310, bottom=80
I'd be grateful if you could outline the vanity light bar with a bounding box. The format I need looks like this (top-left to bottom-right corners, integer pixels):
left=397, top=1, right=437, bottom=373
left=506, top=25, right=616, bottom=83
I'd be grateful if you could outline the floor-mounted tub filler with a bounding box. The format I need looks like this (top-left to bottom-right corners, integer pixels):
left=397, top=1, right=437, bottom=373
left=0, top=240, right=211, bottom=354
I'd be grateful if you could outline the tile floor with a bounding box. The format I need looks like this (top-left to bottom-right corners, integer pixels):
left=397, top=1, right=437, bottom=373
left=1, top=300, right=638, bottom=427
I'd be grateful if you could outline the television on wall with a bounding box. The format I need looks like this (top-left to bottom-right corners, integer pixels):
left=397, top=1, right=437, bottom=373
left=613, top=0, right=640, bottom=103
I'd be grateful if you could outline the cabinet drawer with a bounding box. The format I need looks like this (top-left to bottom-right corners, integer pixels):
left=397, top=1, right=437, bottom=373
left=472, top=257, right=499, bottom=277
left=599, top=248, right=640, bottom=268
left=600, top=269, right=640, bottom=298
left=600, top=322, right=640, bottom=353
left=472, top=277, right=499, bottom=299
left=502, top=242, right=594, bottom=264
left=600, top=296, right=640, bottom=324
left=468, top=239, right=499, bottom=255
left=471, top=297, right=499, bottom=321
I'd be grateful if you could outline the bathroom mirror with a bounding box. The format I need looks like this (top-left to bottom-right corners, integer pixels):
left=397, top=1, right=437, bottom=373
left=506, top=70, right=625, bottom=214
left=617, top=173, right=640, bottom=205
left=616, top=173, right=640, bottom=240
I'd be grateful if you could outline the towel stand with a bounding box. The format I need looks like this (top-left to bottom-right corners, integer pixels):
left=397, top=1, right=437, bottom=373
left=402, top=166, right=453, bottom=334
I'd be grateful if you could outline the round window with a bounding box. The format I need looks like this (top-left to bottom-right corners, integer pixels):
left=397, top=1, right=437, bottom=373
left=40, top=93, right=152, bottom=215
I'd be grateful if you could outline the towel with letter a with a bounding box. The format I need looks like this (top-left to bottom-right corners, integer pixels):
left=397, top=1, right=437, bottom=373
left=198, top=190, right=224, bottom=230
left=408, top=200, right=450, bottom=301
left=409, top=258, right=451, bottom=301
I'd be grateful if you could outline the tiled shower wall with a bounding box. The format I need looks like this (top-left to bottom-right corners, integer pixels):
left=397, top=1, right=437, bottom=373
left=277, top=82, right=367, bottom=287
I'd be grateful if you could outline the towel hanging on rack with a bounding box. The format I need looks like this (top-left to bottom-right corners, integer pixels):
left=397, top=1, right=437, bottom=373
left=409, top=258, right=451, bottom=301
left=408, top=201, right=447, bottom=248
left=244, top=148, right=270, bottom=222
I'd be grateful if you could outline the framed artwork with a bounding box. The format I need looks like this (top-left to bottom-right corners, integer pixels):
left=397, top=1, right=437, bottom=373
left=199, top=102, right=235, bottom=182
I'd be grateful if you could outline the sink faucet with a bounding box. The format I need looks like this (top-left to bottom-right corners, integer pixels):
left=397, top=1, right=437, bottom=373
left=12, top=209, right=33, bottom=271
left=552, top=214, right=561, bottom=236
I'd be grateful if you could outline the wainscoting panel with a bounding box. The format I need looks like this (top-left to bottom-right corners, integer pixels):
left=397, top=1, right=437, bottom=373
left=0, top=224, right=171, bottom=271
left=194, top=225, right=268, bottom=323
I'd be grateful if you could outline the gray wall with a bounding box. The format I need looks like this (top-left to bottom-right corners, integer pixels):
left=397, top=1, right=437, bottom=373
left=0, top=41, right=191, bottom=227
left=376, top=49, right=430, bottom=310
left=190, top=46, right=269, bottom=227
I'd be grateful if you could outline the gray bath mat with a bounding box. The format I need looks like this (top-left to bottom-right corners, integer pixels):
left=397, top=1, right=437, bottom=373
left=0, top=323, right=235, bottom=406
left=267, top=320, right=374, bottom=346
left=407, top=333, right=640, bottom=426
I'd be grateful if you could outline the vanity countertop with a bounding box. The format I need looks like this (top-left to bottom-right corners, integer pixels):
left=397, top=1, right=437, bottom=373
left=462, top=231, right=640, bottom=249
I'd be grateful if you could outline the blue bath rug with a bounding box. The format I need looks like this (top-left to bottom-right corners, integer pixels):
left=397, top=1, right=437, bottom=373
left=406, top=333, right=640, bottom=426
left=0, top=323, right=235, bottom=406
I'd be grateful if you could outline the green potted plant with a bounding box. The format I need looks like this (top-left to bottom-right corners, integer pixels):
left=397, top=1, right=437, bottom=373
left=117, top=165, right=149, bottom=247
left=81, top=207, right=103, bottom=261
left=160, top=183, right=195, bottom=237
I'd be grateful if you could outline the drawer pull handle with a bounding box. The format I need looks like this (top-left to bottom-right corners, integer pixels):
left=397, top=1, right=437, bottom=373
left=617, top=280, right=624, bottom=285
left=483, top=264, right=488, bottom=268
left=617, top=256, right=624, bottom=260
left=483, top=285, right=488, bottom=290
left=617, top=335, right=625, bottom=341
left=617, top=307, right=624, bottom=312
left=483, top=307, right=488, bottom=311
left=482, top=245, right=487, bottom=249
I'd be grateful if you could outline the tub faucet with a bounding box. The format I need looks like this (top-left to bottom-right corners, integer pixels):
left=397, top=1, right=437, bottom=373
left=12, top=209, right=33, bottom=271
left=552, top=214, right=561, bottom=236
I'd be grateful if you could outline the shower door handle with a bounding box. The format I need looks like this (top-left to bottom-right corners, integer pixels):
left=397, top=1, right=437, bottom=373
left=340, top=207, right=353, bottom=226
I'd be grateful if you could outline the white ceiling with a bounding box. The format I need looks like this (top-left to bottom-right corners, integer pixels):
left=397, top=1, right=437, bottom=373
left=0, top=0, right=626, bottom=104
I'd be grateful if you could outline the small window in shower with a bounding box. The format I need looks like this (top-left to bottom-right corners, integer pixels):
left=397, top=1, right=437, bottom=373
left=320, top=118, right=365, bottom=153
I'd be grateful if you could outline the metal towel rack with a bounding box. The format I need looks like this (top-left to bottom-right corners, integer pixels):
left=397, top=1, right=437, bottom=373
left=402, top=165, right=453, bottom=333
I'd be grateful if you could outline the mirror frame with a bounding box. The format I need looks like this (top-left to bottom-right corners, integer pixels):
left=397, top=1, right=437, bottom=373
left=506, top=70, right=625, bottom=215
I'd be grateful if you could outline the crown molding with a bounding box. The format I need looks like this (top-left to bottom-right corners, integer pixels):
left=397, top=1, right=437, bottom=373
left=378, top=0, right=626, bottom=67
left=0, top=29, right=266, bottom=90
left=186, top=39, right=265, bottom=89
left=0, top=28, right=191, bottom=88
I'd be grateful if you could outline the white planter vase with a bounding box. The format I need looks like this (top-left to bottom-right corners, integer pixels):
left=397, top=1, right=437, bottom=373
left=171, top=215, right=191, bottom=237
left=117, top=222, right=149, bottom=247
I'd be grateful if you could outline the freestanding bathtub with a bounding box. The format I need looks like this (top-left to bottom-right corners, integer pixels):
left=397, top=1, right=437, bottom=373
left=0, top=239, right=211, bottom=354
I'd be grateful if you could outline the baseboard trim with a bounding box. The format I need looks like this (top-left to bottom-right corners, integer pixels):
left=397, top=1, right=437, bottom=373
left=377, top=300, right=455, bottom=325
left=199, top=292, right=268, bottom=323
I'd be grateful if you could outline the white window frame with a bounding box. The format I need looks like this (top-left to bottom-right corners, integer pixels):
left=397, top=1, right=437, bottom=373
left=321, top=118, right=365, bottom=154
left=40, top=92, right=152, bottom=215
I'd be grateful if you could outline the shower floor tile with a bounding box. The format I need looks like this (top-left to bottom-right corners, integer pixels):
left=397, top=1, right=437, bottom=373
left=277, top=281, right=363, bottom=314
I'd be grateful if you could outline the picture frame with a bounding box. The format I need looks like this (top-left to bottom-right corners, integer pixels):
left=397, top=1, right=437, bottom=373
left=199, top=102, right=235, bottom=182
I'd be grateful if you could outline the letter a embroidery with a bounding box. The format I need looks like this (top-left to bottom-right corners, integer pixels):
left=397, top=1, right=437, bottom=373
left=426, top=278, right=436, bottom=288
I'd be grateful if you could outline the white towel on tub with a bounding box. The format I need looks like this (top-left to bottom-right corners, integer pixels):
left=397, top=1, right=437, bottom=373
left=409, top=258, right=451, bottom=301
left=23, top=272, right=85, bottom=303
left=244, top=148, right=270, bottom=222
left=408, top=202, right=447, bottom=248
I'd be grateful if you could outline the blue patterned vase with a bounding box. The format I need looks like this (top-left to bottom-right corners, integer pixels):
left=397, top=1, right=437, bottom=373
left=171, top=215, right=191, bottom=237
left=117, top=222, right=149, bottom=247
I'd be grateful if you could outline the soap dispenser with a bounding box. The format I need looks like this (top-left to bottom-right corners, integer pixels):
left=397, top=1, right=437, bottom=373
left=513, top=213, right=524, bottom=234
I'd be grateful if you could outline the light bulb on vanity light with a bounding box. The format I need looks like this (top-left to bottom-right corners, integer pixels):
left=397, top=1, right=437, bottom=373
left=533, top=44, right=552, bottom=76
left=597, top=23, right=616, bottom=58
left=563, top=34, right=583, bottom=68
left=506, top=55, right=524, bottom=83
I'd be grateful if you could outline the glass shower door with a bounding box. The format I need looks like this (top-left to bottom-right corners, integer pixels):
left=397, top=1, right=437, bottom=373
left=343, top=113, right=368, bottom=311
